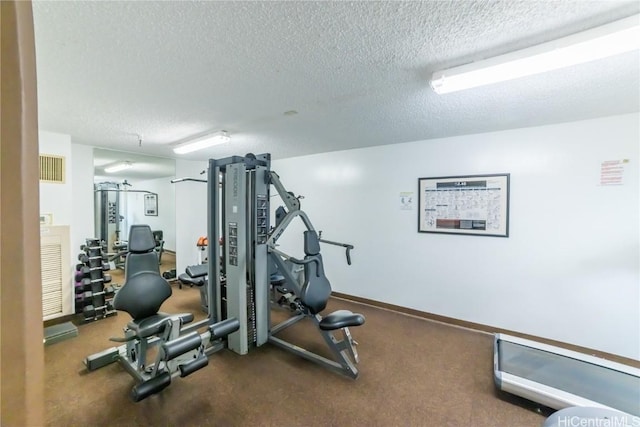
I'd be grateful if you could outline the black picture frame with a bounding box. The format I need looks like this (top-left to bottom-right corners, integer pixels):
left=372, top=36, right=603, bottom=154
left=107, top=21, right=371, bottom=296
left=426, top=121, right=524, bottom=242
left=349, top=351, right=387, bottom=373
left=144, top=193, right=158, bottom=216
left=418, top=173, right=510, bottom=237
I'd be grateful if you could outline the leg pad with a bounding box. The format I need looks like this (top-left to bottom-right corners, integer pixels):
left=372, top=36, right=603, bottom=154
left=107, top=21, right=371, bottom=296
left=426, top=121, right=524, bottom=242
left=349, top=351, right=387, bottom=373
left=162, top=331, right=202, bottom=361
left=179, top=355, right=209, bottom=377
left=130, top=372, right=171, bottom=402
left=210, top=317, right=240, bottom=340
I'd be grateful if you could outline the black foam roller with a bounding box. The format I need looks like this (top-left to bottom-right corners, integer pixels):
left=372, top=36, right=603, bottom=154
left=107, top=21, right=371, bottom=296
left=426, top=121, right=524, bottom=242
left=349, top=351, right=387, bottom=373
left=130, top=372, right=171, bottom=402
left=209, top=317, right=240, bottom=340
left=178, top=356, right=208, bottom=377
left=161, top=332, right=202, bottom=361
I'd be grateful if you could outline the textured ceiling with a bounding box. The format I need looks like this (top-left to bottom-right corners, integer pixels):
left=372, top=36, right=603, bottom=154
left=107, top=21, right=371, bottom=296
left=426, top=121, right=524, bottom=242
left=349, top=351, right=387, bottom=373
left=93, top=148, right=175, bottom=182
left=33, top=1, right=640, bottom=164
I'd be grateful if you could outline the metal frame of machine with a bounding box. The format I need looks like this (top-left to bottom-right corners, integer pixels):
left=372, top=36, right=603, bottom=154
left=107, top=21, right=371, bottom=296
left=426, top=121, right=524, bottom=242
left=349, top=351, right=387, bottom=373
left=205, top=153, right=363, bottom=377
left=94, top=182, right=160, bottom=268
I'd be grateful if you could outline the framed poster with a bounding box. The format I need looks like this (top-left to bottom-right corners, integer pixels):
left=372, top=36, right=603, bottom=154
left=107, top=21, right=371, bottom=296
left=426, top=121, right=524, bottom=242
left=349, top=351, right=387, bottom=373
left=144, top=193, right=158, bottom=216
left=418, top=174, right=510, bottom=237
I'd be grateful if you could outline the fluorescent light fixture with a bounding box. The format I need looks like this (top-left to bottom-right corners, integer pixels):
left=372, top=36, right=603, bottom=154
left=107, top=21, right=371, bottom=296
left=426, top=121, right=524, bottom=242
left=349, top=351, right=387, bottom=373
left=104, top=161, right=133, bottom=173
left=430, top=14, right=640, bottom=94
left=173, top=131, right=230, bottom=154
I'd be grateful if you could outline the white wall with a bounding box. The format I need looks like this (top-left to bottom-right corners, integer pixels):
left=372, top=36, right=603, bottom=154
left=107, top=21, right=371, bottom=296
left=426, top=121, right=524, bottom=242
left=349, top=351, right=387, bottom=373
left=70, top=144, right=95, bottom=250
left=125, top=176, right=176, bottom=251
left=271, top=113, right=640, bottom=360
left=39, top=131, right=72, bottom=225
left=39, top=132, right=96, bottom=315
left=175, top=159, right=209, bottom=273
left=39, top=132, right=95, bottom=261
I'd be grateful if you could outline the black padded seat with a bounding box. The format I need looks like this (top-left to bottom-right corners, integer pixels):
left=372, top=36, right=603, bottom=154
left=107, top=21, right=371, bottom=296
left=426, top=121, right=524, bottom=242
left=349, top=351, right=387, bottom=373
left=186, top=264, right=208, bottom=279
left=112, top=225, right=174, bottom=320
left=127, top=312, right=194, bottom=339
left=116, top=272, right=172, bottom=319
left=270, top=274, right=286, bottom=287
left=178, top=273, right=205, bottom=287
left=319, top=310, right=365, bottom=331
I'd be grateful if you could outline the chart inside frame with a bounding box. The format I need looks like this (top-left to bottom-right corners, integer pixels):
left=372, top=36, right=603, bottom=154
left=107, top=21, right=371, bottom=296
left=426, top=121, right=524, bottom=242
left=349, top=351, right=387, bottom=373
left=418, top=174, right=510, bottom=237
left=144, top=193, right=158, bottom=216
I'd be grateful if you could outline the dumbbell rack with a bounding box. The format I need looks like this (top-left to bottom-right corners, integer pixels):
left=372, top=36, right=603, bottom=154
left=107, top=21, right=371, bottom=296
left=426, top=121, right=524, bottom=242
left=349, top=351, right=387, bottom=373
left=75, top=238, right=117, bottom=322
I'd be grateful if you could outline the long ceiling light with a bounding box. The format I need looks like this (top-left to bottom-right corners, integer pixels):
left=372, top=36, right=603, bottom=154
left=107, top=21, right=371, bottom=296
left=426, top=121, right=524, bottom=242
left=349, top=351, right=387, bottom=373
left=430, top=14, right=640, bottom=94
left=104, top=161, right=133, bottom=173
left=173, top=131, right=230, bottom=154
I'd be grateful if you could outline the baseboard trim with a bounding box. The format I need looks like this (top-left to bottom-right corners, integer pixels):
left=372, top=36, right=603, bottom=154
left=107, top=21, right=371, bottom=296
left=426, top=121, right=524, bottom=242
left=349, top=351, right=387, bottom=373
left=331, top=291, right=640, bottom=368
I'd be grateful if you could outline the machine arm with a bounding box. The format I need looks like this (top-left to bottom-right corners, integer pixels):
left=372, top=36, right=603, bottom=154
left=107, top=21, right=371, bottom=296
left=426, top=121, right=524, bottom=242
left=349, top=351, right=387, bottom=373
left=270, top=247, right=321, bottom=276
left=93, top=189, right=156, bottom=194
left=268, top=171, right=300, bottom=212
left=318, top=231, right=355, bottom=265
left=171, top=177, right=207, bottom=184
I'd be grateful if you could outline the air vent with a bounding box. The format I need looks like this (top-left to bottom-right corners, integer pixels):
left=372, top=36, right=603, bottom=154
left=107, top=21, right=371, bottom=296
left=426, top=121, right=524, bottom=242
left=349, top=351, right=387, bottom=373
left=39, top=154, right=65, bottom=183
left=41, top=226, right=72, bottom=320
left=41, top=242, right=63, bottom=317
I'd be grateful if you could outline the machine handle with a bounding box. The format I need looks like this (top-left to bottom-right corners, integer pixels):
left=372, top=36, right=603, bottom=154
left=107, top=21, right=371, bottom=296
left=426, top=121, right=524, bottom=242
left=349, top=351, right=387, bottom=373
left=270, top=247, right=322, bottom=277
left=171, top=177, right=207, bottom=184
left=287, top=256, right=315, bottom=266
left=318, top=231, right=355, bottom=265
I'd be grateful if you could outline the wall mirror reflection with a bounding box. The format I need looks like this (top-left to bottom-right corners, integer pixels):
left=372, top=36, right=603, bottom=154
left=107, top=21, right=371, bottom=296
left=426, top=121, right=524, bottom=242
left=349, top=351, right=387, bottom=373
left=93, top=148, right=176, bottom=275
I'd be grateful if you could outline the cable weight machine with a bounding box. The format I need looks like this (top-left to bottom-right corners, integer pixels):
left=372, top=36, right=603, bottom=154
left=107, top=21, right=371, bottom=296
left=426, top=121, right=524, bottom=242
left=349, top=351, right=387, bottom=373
left=175, top=153, right=365, bottom=377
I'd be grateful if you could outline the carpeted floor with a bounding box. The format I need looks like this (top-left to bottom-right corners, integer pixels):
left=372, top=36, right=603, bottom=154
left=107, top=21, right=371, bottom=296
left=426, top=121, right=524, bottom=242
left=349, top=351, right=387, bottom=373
left=45, top=262, right=549, bottom=427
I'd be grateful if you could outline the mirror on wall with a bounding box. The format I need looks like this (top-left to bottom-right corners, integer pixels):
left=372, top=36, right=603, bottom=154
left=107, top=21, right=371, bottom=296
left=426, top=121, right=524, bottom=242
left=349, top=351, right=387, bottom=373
left=93, top=148, right=176, bottom=271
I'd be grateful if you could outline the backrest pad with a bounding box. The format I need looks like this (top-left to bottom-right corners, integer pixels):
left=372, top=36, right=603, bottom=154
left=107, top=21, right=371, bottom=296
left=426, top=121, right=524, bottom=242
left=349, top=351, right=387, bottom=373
left=129, top=224, right=157, bottom=252
left=300, top=252, right=331, bottom=314
left=304, top=230, right=321, bottom=256
left=113, top=225, right=171, bottom=319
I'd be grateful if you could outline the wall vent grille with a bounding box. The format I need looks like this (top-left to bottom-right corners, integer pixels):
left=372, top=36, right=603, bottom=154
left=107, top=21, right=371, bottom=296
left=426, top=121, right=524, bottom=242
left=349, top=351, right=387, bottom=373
left=41, top=243, right=63, bottom=317
left=39, top=154, right=65, bottom=183
left=41, top=226, right=71, bottom=320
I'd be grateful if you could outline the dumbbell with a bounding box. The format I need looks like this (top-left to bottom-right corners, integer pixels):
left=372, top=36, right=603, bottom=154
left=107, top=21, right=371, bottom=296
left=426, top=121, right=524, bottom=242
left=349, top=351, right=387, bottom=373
left=74, top=276, right=107, bottom=290
left=74, top=270, right=88, bottom=282
left=80, top=243, right=102, bottom=252
left=75, top=265, right=105, bottom=275
left=74, top=265, right=110, bottom=281
left=76, top=286, right=116, bottom=302
left=83, top=301, right=114, bottom=319
left=75, top=278, right=114, bottom=291
left=78, top=253, right=108, bottom=264
left=75, top=280, right=89, bottom=293
left=76, top=262, right=107, bottom=272
left=74, top=279, right=96, bottom=293
left=75, top=293, right=94, bottom=308
left=83, top=304, right=106, bottom=319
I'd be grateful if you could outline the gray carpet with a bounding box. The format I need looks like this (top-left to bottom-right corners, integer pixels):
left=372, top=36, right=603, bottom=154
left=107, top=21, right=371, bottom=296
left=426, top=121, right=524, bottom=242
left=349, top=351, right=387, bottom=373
left=45, top=279, right=548, bottom=426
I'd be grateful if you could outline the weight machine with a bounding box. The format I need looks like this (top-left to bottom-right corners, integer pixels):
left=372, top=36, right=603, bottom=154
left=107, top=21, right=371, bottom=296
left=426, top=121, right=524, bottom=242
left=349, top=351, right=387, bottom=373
left=94, top=182, right=123, bottom=251
left=94, top=182, right=163, bottom=268
left=208, top=154, right=364, bottom=378
left=188, top=153, right=365, bottom=376
left=85, top=154, right=364, bottom=402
